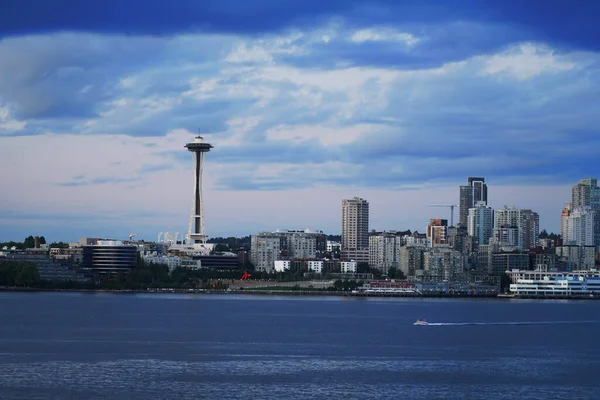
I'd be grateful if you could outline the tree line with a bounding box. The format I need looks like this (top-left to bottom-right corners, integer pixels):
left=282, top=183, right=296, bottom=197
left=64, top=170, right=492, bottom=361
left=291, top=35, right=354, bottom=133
left=0, top=260, right=40, bottom=287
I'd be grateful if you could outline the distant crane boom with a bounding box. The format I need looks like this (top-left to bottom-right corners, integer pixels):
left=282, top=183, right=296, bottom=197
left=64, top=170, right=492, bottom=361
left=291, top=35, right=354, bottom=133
left=427, top=204, right=459, bottom=227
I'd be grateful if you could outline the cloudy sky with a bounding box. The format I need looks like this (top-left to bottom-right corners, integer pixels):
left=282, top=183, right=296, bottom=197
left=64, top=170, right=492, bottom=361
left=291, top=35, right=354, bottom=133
left=1, top=0, right=599, bottom=242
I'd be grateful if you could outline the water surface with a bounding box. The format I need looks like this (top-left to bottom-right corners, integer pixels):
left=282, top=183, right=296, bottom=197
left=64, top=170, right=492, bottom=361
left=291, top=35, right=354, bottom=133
left=0, top=292, right=598, bottom=399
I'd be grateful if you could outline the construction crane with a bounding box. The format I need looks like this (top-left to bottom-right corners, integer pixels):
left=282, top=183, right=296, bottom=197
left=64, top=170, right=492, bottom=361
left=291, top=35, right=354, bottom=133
left=427, top=204, right=459, bottom=227
left=128, top=233, right=137, bottom=242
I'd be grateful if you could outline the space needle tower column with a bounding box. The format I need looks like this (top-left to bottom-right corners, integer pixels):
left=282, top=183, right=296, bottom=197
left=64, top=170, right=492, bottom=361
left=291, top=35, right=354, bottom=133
left=185, top=135, right=213, bottom=244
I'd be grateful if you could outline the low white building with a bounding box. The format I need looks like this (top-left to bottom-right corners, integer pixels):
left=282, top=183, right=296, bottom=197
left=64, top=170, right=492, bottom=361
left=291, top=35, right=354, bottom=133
left=341, top=261, right=357, bottom=273
left=326, top=241, right=341, bottom=253
left=274, top=260, right=291, bottom=272
left=143, top=255, right=182, bottom=271
left=308, top=260, right=323, bottom=273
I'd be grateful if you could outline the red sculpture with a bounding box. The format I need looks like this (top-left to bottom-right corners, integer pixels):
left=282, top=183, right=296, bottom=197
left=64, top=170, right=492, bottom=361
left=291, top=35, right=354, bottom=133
left=241, top=270, right=252, bottom=280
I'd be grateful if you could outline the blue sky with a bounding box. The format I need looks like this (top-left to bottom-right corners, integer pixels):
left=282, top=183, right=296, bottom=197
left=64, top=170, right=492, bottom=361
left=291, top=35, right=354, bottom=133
left=1, top=0, right=598, bottom=242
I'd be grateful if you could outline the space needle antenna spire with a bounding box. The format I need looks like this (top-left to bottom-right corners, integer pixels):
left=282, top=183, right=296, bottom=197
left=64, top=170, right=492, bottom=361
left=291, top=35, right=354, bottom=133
left=185, top=130, right=213, bottom=244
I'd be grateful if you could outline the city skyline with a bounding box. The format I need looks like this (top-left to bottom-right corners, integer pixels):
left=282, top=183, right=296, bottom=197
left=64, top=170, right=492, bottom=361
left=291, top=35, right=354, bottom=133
left=1, top=1, right=599, bottom=242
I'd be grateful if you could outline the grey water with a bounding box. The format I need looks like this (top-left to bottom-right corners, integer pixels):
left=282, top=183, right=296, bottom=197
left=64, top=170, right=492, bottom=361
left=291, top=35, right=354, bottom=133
left=1, top=292, right=599, bottom=399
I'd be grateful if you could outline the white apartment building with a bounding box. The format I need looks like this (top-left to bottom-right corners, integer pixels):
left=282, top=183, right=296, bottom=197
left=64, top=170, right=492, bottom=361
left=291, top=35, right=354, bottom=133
left=274, top=260, right=291, bottom=272
left=307, top=260, right=323, bottom=273
left=340, top=261, right=357, bottom=273
left=563, top=207, right=595, bottom=246
left=250, top=233, right=281, bottom=272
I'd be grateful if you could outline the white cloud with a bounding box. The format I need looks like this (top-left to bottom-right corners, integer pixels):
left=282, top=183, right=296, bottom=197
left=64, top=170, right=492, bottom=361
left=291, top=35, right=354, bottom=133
left=482, top=43, right=576, bottom=79
left=0, top=106, right=26, bottom=133
left=265, top=123, right=377, bottom=146
left=224, top=31, right=306, bottom=64
left=351, top=28, right=420, bottom=46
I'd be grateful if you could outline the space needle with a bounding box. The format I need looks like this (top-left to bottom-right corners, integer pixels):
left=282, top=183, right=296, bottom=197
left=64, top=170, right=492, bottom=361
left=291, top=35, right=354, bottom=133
left=185, top=135, right=213, bottom=244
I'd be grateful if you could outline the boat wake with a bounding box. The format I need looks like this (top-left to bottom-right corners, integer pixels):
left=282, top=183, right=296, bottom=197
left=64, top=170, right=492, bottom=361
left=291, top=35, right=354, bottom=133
left=421, top=320, right=598, bottom=326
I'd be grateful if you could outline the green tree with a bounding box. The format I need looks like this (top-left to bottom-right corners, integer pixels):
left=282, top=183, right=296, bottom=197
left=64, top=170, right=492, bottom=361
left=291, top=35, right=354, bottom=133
left=24, top=236, right=35, bottom=249
left=357, top=262, right=370, bottom=274
left=15, top=264, right=40, bottom=287
left=333, top=279, right=344, bottom=291
left=387, top=267, right=406, bottom=280
left=213, top=243, right=231, bottom=253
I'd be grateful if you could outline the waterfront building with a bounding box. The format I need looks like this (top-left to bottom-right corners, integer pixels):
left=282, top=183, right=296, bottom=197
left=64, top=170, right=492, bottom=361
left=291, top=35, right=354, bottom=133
left=82, top=240, right=137, bottom=275
left=508, top=268, right=600, bottom=297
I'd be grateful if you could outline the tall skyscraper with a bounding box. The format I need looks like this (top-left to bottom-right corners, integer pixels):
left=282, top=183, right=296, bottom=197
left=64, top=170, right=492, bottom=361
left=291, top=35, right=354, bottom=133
left=341, top=197, right=369, bottom=262
left=468, top=202, right=494, bottom=246
left=469, top=177, right=488, bottom=204
left=570, top=178, right=600, bottom=249
left=459, top=177, right=488, bottom=228
left=572, top=178, right=600, bottom=210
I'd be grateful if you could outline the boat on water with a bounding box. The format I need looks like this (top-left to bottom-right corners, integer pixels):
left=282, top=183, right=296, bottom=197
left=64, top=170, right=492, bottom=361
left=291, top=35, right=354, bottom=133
left=414, top=319, right=428, bottom=326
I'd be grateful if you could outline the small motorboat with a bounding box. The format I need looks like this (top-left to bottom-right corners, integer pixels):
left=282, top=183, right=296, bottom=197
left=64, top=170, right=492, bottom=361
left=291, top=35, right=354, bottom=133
left=414, top=319, right=428, bottom=326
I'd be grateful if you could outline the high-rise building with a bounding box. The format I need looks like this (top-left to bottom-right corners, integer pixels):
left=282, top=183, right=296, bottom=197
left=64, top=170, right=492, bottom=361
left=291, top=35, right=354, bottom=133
left=468, top=202, right=494, bottom=246
left=459, top=177, right=488, bottom=228
left=571, top=178, right=600, bottom=249
left=494, top=206, right=540, bottom=250
left=520, top=209, right=540, bottom=250
left=469, top=177, right=488, bottom=204
left=341, top=197, right=369, bottom=262
left=572, top=178, right=600, bottom=210
left=563, top=207, right=596, bottom=247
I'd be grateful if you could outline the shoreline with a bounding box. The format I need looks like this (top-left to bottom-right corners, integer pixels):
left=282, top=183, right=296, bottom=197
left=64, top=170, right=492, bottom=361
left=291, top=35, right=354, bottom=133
left=1, top=286, right=598, bottom=300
